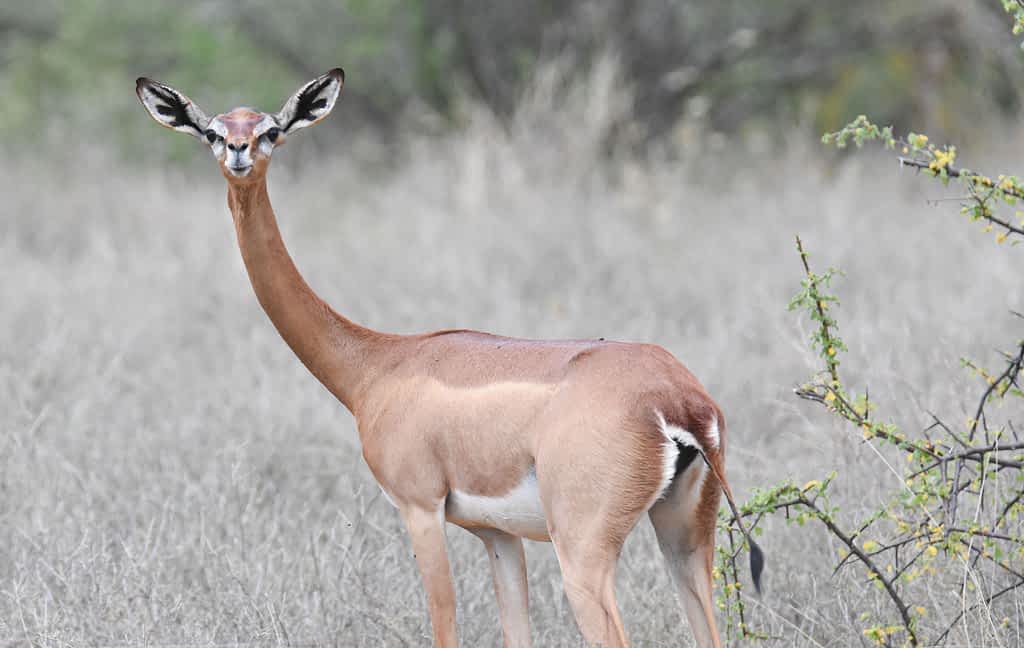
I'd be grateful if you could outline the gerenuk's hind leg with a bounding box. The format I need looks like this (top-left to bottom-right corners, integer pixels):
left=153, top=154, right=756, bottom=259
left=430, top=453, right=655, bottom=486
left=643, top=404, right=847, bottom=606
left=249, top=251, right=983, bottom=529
left=538, top=420, right=669, bottom=647
left=549, top=531, right=629, bottom=647
left=648, top=457, right=723, bottom=648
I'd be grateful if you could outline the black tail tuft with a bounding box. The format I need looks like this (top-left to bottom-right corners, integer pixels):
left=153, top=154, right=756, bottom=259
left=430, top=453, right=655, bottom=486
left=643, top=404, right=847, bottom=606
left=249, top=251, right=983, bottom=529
left=695, top=447, right=766, bottom=595
left=748, top=537, right=765, bottom=595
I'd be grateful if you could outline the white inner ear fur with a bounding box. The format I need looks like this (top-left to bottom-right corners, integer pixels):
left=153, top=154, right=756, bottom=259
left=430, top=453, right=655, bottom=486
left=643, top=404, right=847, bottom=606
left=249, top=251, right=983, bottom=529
left=277, top=73, right=342, bottom=134
left=138, top=82, right=209, bottom=138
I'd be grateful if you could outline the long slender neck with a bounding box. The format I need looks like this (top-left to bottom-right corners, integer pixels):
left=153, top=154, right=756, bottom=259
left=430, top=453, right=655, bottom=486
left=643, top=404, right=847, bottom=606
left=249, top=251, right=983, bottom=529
left=227, top=179, right=390, bottom=413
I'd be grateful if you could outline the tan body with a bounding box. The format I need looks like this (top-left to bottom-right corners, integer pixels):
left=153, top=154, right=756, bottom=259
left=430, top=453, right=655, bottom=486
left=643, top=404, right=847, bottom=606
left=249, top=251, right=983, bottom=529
left=138, top=69, right=763, bottom=648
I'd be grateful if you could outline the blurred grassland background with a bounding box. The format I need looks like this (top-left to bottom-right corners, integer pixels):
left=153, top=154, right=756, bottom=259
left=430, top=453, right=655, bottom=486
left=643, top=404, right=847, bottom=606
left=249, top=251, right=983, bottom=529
left=6, top=0, right=1024, bottom=152
left=1, top=1, right=1023, bottom=646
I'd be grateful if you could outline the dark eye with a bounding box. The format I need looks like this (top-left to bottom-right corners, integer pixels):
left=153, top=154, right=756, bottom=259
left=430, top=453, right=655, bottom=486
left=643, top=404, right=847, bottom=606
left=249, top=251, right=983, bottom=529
left=204, top=129, right=220, bottom=144
left=264, top=127, right=280, bottom=143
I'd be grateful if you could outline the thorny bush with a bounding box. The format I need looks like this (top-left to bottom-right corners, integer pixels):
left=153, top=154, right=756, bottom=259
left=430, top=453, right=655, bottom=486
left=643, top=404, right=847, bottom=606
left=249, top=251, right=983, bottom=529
left=714, top=6, right=1024, bottom=646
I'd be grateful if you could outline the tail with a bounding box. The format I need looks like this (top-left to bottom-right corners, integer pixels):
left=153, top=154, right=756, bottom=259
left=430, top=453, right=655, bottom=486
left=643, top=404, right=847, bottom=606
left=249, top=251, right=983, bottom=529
left=702, top=453, right=765, bottom=594
left=656, top=410, right=765, bottom=592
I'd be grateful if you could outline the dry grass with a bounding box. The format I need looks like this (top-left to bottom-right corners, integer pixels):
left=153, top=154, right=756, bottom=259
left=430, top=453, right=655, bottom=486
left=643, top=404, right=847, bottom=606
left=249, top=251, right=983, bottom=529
left=2, top=69, right=1022, bottom=646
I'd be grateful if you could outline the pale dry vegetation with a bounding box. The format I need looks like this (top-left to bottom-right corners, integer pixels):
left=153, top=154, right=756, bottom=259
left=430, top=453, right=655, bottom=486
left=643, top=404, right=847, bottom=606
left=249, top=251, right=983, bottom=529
left=1, top=69, right=1022, bottom=646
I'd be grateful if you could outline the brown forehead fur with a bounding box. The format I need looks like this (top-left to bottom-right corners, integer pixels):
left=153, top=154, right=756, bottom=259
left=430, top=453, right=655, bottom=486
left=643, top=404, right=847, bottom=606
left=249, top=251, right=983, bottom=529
left=218, top=108, right=266, bottom=138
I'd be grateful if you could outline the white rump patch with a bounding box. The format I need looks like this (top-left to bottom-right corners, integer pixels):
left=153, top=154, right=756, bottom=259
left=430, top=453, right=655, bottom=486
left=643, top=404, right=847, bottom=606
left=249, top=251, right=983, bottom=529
left=649, top=435, right=680, bottom=510
left=649, top=411, right=711, bottom=508
left=446, top=470, right=549, bottom=541
left=657, top=411, right=701, bottom=450
left=657, top=410, right=718, bottom=451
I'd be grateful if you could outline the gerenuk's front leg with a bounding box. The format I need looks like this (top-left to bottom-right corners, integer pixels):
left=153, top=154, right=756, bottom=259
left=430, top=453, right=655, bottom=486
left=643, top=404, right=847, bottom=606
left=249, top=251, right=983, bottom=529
left=402, top=505, right=458, bottom=647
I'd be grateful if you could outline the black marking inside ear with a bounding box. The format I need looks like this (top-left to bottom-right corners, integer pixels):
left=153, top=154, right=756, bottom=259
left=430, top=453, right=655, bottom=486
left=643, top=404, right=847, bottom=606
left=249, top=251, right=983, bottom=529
left=277, top=69, right=343, bottom=134
left=136, top=78, right=208, bottom=138
left=284, top=77, right=332, bottom=131
left=149, top=85, right=201, bottom=135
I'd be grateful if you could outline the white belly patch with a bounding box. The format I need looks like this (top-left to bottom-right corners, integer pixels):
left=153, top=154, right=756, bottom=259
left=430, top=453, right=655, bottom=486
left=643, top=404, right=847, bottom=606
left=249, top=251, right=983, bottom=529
left=446, top=470, right=550, bottom=541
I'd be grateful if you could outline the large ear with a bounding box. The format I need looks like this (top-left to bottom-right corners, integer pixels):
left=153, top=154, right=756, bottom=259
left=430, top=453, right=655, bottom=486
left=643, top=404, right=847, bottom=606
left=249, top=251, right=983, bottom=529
left=135, top=78, right=210, bottom=139
left=276, top=68, right=344, bottom=134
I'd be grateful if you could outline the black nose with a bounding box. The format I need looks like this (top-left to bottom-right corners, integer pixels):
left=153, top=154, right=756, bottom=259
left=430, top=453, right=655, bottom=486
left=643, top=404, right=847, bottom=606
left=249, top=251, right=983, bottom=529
left=227, top=141, right=248, bottom=152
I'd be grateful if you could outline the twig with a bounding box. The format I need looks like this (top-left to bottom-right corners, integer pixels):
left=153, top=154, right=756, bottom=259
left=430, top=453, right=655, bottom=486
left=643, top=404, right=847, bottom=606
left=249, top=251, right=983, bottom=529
left=931, top=578, right=1024, bottom=646
left=968, top=344, right=1024, bottom=442
left=796, top=235, right=840, bottom=385
left=796, top=495, right=919, bottom=647
left=898, top=158, right=1024, bottom=236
